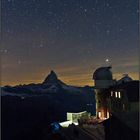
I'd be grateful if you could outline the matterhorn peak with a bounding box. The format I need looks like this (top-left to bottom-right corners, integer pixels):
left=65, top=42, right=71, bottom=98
left=43, top=70, right=58, bottom=83
left=50, top=70, right=57, bottom=77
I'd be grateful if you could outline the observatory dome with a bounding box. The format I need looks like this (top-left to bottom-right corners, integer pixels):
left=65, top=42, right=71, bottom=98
left=93, top=66, right=113, bottom=80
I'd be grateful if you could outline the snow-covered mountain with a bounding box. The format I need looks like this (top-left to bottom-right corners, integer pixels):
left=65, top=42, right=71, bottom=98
left=2, top=70, right=94, bottom=95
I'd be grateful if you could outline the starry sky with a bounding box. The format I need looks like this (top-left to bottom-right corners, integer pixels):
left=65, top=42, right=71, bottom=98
left=1, top=0, right=139, bottom=86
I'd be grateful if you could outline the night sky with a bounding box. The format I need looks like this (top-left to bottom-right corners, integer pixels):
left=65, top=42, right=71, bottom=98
left=1, top=0, right=139, bottom=86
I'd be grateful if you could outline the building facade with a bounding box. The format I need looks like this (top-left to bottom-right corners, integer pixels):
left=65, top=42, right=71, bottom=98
left=93, top=66, right=139, bottom=119
left=93, top=66, right=115, bottom=119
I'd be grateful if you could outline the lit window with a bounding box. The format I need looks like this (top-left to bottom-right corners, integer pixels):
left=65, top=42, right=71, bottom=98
left=115, top=92, right=118, bottom=98
left=111, top=91, right=113, bottom=96
left=98, top=111, right=101, bottom=118
left=118, top=92, right=121, bottom=98
left=107, top=111, right=110, bottom=118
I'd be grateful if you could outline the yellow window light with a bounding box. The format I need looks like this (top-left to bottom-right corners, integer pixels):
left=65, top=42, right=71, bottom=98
left=98, top=111, right=101, bottom=119
left=115, top=92, right=118, bottom=98
left=118, top=92, right=121, bottom=98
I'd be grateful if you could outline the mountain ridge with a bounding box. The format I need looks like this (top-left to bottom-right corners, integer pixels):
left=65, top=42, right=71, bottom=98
left=2, top=71, right=94, bottom=95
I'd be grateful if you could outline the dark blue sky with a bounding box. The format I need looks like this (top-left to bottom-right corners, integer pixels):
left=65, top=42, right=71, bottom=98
left=1, top=0, right=139, bottom=86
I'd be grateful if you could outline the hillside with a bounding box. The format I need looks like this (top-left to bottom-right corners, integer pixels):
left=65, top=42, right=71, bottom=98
left=1, top=71, right=96, bottom=140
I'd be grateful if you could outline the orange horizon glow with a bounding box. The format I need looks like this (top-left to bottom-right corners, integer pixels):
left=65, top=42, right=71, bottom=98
left=1, top=72, right=139, bottom=87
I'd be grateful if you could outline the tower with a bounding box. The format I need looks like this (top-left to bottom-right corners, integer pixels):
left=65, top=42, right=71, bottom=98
left=93, top=66, right=114, bottom=119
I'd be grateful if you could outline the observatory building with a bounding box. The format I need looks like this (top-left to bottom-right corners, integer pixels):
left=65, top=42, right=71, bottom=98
left=93, top=66, right=138, bottom=120
left=93, top=66, right=115, bottom=119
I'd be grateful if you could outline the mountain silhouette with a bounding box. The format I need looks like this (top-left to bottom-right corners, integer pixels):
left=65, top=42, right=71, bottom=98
left=43, top=70, right=65, bottom=86
left=2, top=70, right=96, bottom=114
left=1, top=71, right=96, bottom=140
left=2, top=70, right=94, bottom=94
left=43, top=70, right=58, bottom=83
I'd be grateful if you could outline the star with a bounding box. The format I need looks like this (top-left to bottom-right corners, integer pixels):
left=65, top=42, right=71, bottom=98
left=105, top=59, right=109, bottom=62
left=39, top=41, right=44, bottom=48
left=92, top=7, right=95, bottom=11
left=1, top=49, right=8, bottom=53
left=106, top=3, right=110, bottom=7
left=18, top=60, right=22, bottom=64
left=80, top=6, right=83, bottom=9
left=84, top=9, right=87, bottom=12
left=4, top=49, right=8, bottom=53
left=2, top=0, right=139, bottom=86
left=47, top=0, right=51, bottom=3
left=106, top=30, right=110, bottom=35
left=79, top=34, right=83, bottom=38
left=56, top=26, right=60, bottom=30
left=119, top=28, right=123, bottom=32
